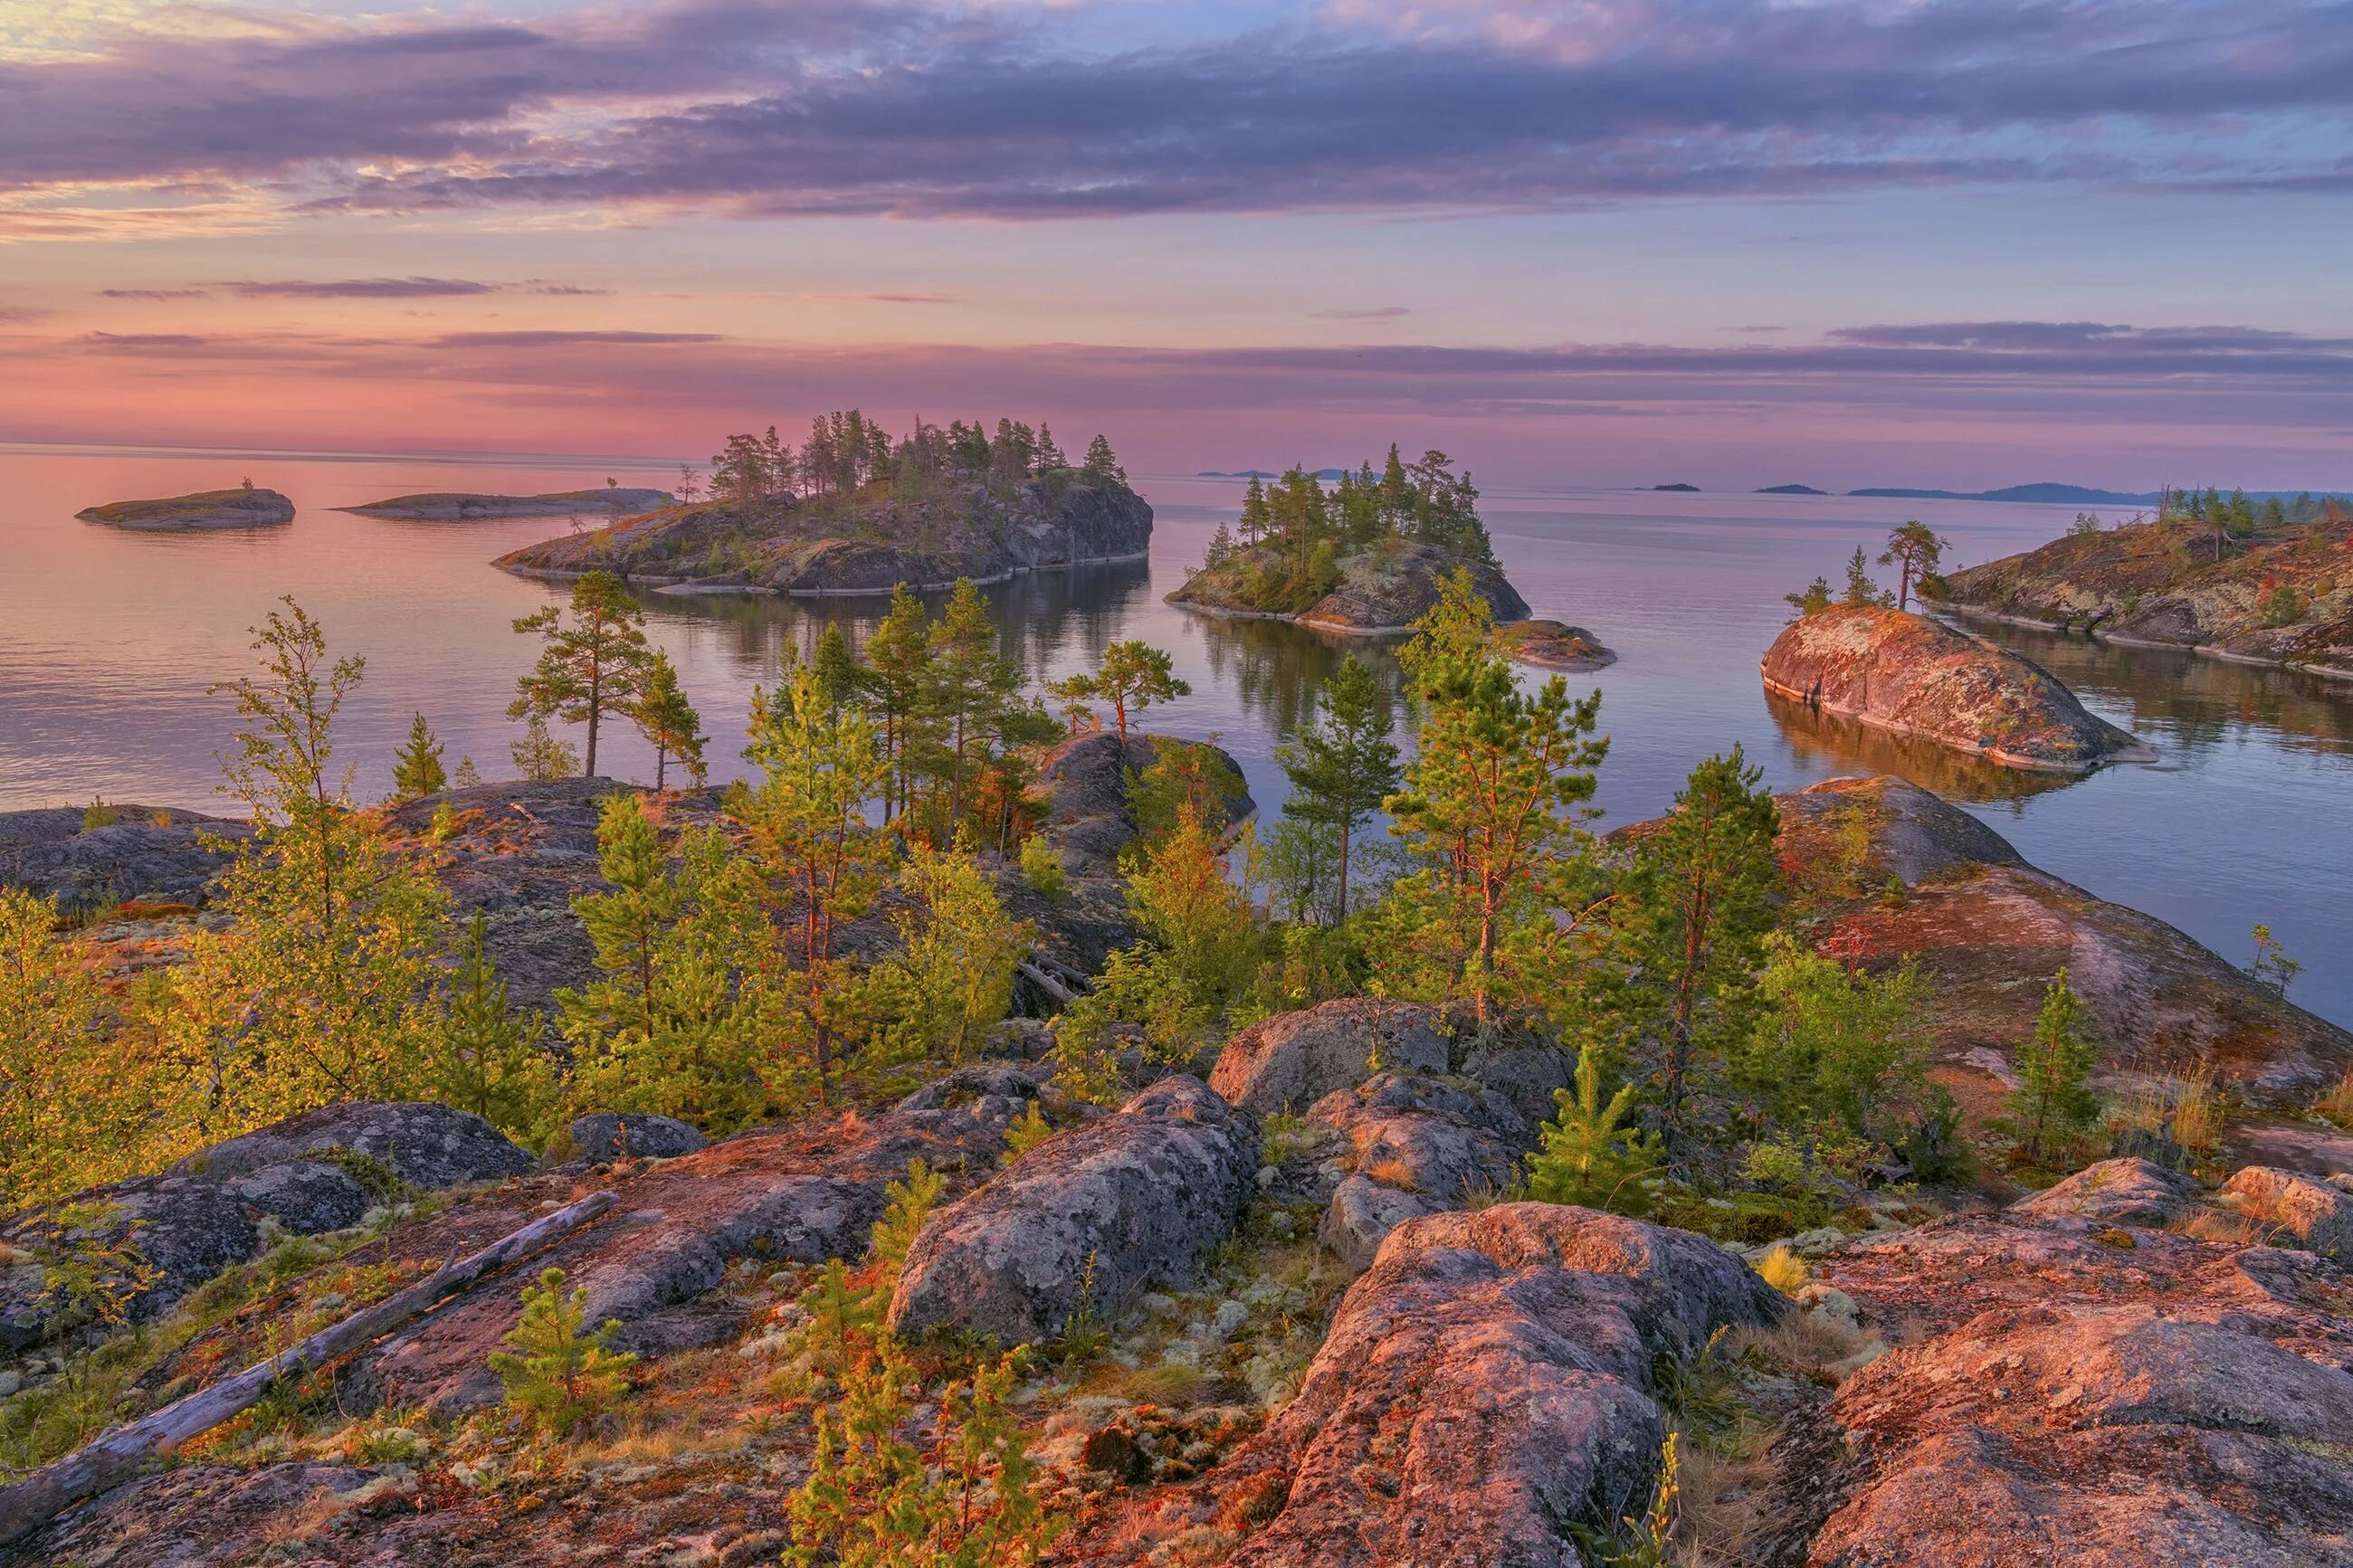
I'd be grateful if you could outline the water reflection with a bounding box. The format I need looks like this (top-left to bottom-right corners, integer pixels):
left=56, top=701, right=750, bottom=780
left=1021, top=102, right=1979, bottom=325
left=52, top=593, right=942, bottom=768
left=1967, top=623, right=2353, bottom=760
left=631, top=556, right=1157, bottom=683
left=1760, top=689, right=2087, bottom=803
left=1188, top=613, right=1412, bottom=739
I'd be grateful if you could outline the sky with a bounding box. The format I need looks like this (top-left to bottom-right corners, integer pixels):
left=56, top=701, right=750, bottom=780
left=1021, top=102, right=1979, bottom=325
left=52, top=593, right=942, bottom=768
left=3, top=0, right=2352, bottom=489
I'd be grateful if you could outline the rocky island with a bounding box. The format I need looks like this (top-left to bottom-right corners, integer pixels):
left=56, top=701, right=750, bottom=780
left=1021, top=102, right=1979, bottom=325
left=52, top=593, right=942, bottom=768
left=75, top=488, right=294, bottom=531
left=1763, top=603, right=2148, bottom=771
left=1932, top=490, right=2353, bottom=680
left=1491, top=616, right=1617, bottom=670
left=497, top=415, right=1147, bottom=594
left=1167, top=452, right=1549, bottom=637
left=339, top=488, right=673, bottom=521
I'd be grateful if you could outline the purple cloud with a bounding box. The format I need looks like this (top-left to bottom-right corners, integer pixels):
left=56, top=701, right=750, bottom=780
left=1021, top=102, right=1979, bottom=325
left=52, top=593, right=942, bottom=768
left=225, top=277, right=501, bottom=299
left=0, top=0, right=2348, bottom=223
left=1313, top=306, right=1413, bottom=320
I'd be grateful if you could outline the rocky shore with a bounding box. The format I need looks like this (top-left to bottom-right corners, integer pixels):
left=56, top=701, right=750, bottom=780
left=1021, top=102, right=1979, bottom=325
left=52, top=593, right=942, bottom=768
left=338, top=489, right=672, bottom=521
left=1934, top=510, right=2353, bottom=681
left=1167, top=538, right=1529, bottom=634
left=75, top=489, right=294, bottom=531
left=1762, top=605, right=2148, bottom=771
left=493, top=471, right=1150, bottom=595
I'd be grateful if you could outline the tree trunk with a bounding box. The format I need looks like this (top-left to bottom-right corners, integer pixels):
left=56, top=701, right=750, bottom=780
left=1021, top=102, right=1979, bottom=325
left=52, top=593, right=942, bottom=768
left=0, top=1192, right=616, bottom=1547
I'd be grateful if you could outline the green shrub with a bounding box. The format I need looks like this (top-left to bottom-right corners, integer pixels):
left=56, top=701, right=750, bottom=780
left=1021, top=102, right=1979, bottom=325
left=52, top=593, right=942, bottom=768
left=1019, top=835, right=1069, bottom=903
left=1524, top=1044, right=1664, bottom=1215
left=486, top=1267, right=637, bottom=1439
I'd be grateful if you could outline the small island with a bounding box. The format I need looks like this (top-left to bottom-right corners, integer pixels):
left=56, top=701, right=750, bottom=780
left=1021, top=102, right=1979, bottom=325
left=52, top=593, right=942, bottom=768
left=1757, top=483, right=1826, bottom=495
left=1933, top=488, right=2353, bottom=680
left=496, top=415, right=1148, bottom=594
left=1764, top=603, right=2148, bottom=771
left=1167, top=450, right=1536, bottom=634
left=77, top=487, right=294, bottom=531
left=340, top=488, right=673, bottom=521
left=1493, top=618, right=1618, bottom=671
left=1651, top=482, right=1700, bottom=492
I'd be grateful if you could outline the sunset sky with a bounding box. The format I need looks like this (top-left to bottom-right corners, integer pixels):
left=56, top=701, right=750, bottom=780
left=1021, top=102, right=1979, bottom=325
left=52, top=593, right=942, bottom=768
left=4, top=0, right=2351, bottom=488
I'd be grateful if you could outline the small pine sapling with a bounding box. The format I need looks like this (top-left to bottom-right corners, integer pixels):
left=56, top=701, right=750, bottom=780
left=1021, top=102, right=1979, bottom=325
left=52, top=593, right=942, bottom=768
left=487, top=1266, right=638, bottom=1439
left=1524, top=1044, right=1665, bottom=1215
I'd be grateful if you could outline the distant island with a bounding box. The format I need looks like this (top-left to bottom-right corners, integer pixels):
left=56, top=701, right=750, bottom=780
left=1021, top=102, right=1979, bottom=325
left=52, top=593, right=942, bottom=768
left=497, top=414, right=1147, bottom=594
left=1758, top=483, right=1826, bottom=495
left=1650, top=483, right=1700, bottom=492
left=1850, top=482, right=2163, bottom=505
left=340, top=488, right=673, bottom=521
left=1933, top=487, right=2353, bottom=679
left=77, top=486, right=295, bottom=531
left=1167, top=449, right=1536, bottom=635
left=1198, top=469, right=1349, bottom=481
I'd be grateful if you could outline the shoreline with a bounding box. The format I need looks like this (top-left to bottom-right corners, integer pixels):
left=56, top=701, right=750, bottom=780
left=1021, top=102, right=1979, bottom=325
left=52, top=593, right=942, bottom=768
left=1935, top=599, right=2353, bottom=687
left=1758, top=669, right=2156, bottom=774
left=498, top=549, right=1153, bottom=598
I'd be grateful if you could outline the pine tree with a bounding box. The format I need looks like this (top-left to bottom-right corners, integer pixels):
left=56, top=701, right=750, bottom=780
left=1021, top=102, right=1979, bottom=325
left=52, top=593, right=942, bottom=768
left=1046, top=641, right=1188, bottom=750
left=731, top=660, right=893, bottom=1100
left=1385, top=587, right=1606, bottom=1027
left=509, top=569, right=653, bottom=777
left=1082, top=433, right=1124, bottom=482
left=632, top=649, right=707, bottom=790
left=488, top=1266, right=638, bottom=1440
left=390, top=712, right=446, bottom=801
left=1586, top=748, right=1780, bottom=1147
left=559, top=794, right=760, bottom=1127
left=925, top=579, right=1020, bottom=832
left=1276, top=653, right=1399, bottom=922
left=1524, top=1044, right=1665, bottom=1214
left=2012, top=968, right=2098, bottom=1164
left=1783, top=576, right=1834, bottom=619
left=1236, top=477, right=1270, bottom=547
left=1878, top=520, right=1949, bottom=612
left=812, top=622, right=863, bottom=718
left=1841, top=547, right=1890, bottom=608
left=435, top=911, right=555, bottom=1144
left=510, top=714, right=580, bottom=781
left=862, top=584, right=937, bottom=819
left=874, top=843, right=1033, bottom=1065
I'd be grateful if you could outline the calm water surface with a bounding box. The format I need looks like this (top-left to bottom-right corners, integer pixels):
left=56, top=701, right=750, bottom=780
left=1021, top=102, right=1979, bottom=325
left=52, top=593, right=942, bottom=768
left=3, top=444, right=2346, bottom=1025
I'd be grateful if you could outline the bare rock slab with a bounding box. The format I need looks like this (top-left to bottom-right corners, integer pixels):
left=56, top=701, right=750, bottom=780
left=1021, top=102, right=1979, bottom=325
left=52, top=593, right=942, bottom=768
left=1057, top=1203, right=1784, bottom=1567
left=1307, top=1069, right=1536, bottom=1269
left=1804, top=1170, right=2353, bottom=1565
left=889, top=1075, right=1257, bottom=1345
left=1762, top=605, right=2147, bottom=771
left=1209, top=998, right=1449, bottom=1117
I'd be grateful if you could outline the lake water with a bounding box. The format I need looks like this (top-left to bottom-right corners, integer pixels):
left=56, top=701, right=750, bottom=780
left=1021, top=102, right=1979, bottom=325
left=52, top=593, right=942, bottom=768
left=3, top=443, right=2347, bottom=1028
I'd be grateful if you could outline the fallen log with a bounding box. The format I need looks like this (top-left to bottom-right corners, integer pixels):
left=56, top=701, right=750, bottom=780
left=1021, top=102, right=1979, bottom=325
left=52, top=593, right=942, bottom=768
left=1017, top=956, right=1085, bottom=1006
left=0, top=1189, right=616, bottom=1546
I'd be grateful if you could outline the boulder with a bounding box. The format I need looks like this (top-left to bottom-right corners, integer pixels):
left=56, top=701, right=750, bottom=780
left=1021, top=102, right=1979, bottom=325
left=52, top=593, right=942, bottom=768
left=2224, top=1164, right=2353, bottom=1259
left=1056, top=1204, right=1784, bottom=1565
left=889, top=1076, right=1257, bottom=1345
left=1765, top=775, right=2353, bottom=1105
left=1796, top=1174, right=2353, bottom=1564
left=1306, top=1070, right=1536, bottom=1269
left=0, top=1103, right=531, bottom=1348
left=1762, top=605, right=2147, bottom=771
left=1208, top=998, right=1449, bottom=1117
left=566, top=1113, right=707, bottom=1163
left=2009, top=1156, right=2198, bottom=1230
left=167, top=1102, right=533, bottom=1190
left=363, top=1071, right=1043, bottom=1409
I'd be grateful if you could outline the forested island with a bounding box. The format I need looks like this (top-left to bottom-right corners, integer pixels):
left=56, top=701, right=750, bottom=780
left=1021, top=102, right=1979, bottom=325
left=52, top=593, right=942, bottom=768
left=1167, top=449, right=1534, bottom=633
left=76, top=485, right=293, bottom=531
left=496, top=413, right=1147, bottom=594
left=4, top=484, right=2351, bottom=1566
left=1933, top=488, right=2353, bottom=679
